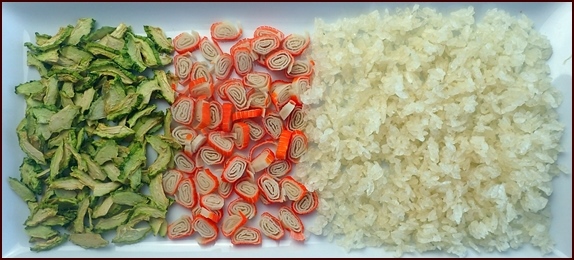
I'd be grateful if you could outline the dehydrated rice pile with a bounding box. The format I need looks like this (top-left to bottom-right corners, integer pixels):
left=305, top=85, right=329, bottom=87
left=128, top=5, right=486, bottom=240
left=296, top=6, right=567, bottom=256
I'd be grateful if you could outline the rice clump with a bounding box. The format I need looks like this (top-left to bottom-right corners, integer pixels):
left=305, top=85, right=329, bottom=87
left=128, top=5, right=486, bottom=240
left=297, top=6, right=566, bottom=257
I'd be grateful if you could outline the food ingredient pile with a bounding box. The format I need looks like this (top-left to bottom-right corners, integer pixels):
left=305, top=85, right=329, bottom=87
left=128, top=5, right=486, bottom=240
left=11, top=19, right=178, bottom=251
left=298, top=6, right=566, bottom=256
left=163, top=23, right=316, bottom=244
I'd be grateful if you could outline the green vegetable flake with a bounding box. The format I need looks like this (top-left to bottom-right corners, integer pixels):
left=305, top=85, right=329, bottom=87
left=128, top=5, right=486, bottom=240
left=15, top=80, right=45, bottom=99
left=92, top=196, right=114, bottom=218
left=112, top=225, right=151, bottom=245
left=144, top=25, right=174, bottom=54
left=8, top=177, right=37, bottom=203
left=47, top=105, right=80, bottom=133
left=25, top=225, right=58, bottom=240
left=66, top=18, right=95, bottom=45
left=70, top=232, right=109, bottom=249
left=92, top=123, right=135, bottom=139
left=153, top=70, right=175, bottom=104
left=19, top=158, right=43, bottom=195
left=146, top=135, right=172, bottom=178
left=92, top=182, right=122, bottom=197
left=149, top=177, right=172, bottom=217
left=29, top=25, right=73, bottom=52
left=111, top=191, right=148, bottom=206
left=25, top=206, right=58, bottom=227
left=30, top=233, right=69, bottom=252
left=72, top=197, right=90, bottom=233
left=94, top=210, right=130, bottom=232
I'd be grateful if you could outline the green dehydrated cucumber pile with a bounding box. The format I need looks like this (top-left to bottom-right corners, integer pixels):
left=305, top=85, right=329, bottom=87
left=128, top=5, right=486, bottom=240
left=10, top=18, right=179, bottom=251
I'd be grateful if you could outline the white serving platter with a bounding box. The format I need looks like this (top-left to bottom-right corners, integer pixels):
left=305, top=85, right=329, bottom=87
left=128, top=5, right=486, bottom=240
left=2, top=2, right=571, bottom=258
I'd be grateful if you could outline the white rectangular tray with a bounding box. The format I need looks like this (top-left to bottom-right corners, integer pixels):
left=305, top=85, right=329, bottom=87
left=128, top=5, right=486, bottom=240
left=2, top=2, right=571, bottom=258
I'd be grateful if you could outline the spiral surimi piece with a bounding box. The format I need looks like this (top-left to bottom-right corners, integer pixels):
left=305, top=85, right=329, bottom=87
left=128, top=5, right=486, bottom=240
left=231, top=227, right=262, bottom=245
left=247, top=91, right=269, bottom=111
left=217, top=78, right=242, bottom=101
left=278, top=206, right=305, bottom=241
left=227, top=198, right=257, bottom=220
left=174, top=53, right=195, bottom=85
left=280, top=176, right=307, bottom=202
left=207, top=131, right=234, bottom=157
left=221, top=155, right=249, bottom=183
left=190, top=61, right=213, bottom=84
left=281, top=33, right=310, bottom=56
left=262, top=113, right=283, bottom=140
left=258, top=212, right=284, bottom=240
left=174, top=151, right=196, bottom=174
left=243, top=119, right=265, bottom=142
left=200, top=193, right=225, bottom=211
left=270, top=82, right=293, bottom=110
left=196, top=146, right=224, bottom=166
left=173, top=31, right=201, bottom=54
left=251, top=34, right=281, bottom=55
left=221, top=213, right=247, bottom=238
left=175, top=177, right=198, bottom=209
left=218, top=179, right=233, bottom=199
left=246, top=93, right=267, bottom=110
left=171, top=96, right=194, bottom=125
left=243, top=72, right=271, bottom=91
left=208, top=101, right=223, bottom=130
left=162, top=169, right=184, bottom=196
left=210, top=21, right=242, bottom=42
left=286, top=59, right=314, bottom=78
left=192, top=215, right=218, bottom=245
left=232, top=47, right=255, bottom=77
left=291, top=191, right=318, bottom=215
left=199, top=36, right=223, bottom=62
left=253, top=25, right=284, bottom=41
left=225, top=81, right=249, bottom=111
left=195, top=168, right=219, bottom=196
left=212, top=53, right=234, bottom=81
left=291, top=76, right=311, bottom=96
left=288, top=130, right=308, bottom=163
left=234, top=178, right=259, bottom=204
left=265, top=160, right=292, bottom=180
left=171, top=125, right=197, bottom=146
left=286, top=106, right=305, bottom=131
left=265, top=50, right=294, bottom=71
left=257, top=173, right=283, bottom=203
left=167, top=215, right=194, bottom=240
